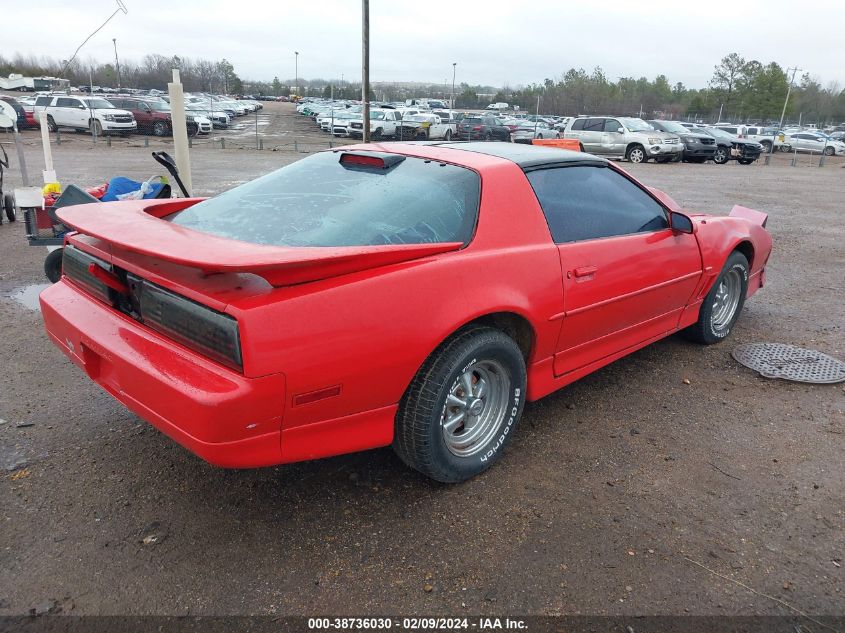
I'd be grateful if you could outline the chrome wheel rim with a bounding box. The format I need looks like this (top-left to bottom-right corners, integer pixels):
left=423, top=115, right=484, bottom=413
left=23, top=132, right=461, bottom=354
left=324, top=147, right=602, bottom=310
left=441, top=360, right=510, bottom=457
left=630, top=148, right=644, bottom=162
left=711, top=269, right=742, bottom=332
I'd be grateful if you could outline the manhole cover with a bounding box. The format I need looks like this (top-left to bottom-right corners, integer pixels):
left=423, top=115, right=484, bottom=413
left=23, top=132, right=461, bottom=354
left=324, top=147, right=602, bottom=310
left=732, top=343, right=845, bottom=384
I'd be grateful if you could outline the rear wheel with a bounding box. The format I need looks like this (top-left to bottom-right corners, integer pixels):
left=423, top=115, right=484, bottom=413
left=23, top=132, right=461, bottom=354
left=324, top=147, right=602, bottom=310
left=682, top=251, right=749, bottom=345
left=626, top=144, right=646, bottom=163
left=3, top=194, right=15, bottom=222
left=152, top=120, right=169, bottom=137
left=46, top=116, right=57, bottom=133
left=759, top=140, right=772, bottom=153
left=393, top=326, right=527, bottom=483
left=824, top=146, right=835, bottom=156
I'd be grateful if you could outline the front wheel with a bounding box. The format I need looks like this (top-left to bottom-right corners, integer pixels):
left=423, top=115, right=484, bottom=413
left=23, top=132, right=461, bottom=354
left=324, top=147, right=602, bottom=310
left=46, top=116, right=57, bottom=133
left=713, top=146, right=730, bottom=164
left=626, top=145, right=646, bottom=163
left=682, top=251, right=749, bottom=345
left=152, top=120, right=169, bottom=137
left=824, top=146, right=835, bottom=156
left=444, top=129, right=452, bottom=141
left=393, top=326, right=527, bottom=483
left=90, top=119, right=103, bottom=136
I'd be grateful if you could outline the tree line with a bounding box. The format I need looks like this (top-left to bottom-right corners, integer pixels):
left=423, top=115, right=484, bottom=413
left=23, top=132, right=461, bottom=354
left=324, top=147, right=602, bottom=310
left=2, top=51, right=843, bottom=124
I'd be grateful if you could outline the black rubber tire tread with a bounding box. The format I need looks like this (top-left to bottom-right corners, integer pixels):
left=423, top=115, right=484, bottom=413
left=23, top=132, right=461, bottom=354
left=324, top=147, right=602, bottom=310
left=44, top=248, right=64, bottom=283
left=4, top=194, right=15, bottom=221
left=393, top=326, right=526, bottom=483
left=682, top=251, right=749, bottom=345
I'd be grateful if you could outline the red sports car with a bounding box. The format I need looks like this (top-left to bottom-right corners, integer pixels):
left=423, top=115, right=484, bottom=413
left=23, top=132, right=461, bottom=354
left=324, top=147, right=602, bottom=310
left=41, top=143, right=772, bottom=482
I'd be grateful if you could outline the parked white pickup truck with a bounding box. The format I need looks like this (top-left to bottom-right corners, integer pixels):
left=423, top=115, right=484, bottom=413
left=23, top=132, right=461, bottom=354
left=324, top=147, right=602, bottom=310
left=347, top=109, right=405, bottom=140
left=400, top=113, right=457, bottom=140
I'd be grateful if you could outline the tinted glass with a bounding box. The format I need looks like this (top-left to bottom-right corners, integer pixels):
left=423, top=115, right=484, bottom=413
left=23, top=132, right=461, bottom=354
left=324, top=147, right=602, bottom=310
left=583, top=118, right=605, bottom=132
left=570, top=118, right=586, bottom=130
left=526, top=165, right=668, bottom=243
left=35, top=96, right=51, bottom=106
left=170, top=152, right=481, bottom=247
left=604, top=119, right=621, bottom=132
left=56, top=97, right=78, bottom=108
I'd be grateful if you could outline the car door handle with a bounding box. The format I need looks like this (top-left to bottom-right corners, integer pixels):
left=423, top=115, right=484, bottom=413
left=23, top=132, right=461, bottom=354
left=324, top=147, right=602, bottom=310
left=573, top=265, right=597, bottom=278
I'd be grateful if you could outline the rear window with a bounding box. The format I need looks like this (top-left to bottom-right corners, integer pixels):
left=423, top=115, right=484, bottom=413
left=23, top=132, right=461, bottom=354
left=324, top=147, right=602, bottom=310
left=169, top=152, right=481, bottom=247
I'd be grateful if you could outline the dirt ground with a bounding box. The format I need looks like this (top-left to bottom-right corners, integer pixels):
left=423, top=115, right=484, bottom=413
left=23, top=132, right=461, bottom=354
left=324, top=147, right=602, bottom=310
left=0, top=104, right=843, bottom=620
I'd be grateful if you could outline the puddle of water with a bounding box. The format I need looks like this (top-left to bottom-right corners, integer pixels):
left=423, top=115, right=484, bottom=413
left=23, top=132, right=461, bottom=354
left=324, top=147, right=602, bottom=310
left=5, top=284, right=50, bottom=311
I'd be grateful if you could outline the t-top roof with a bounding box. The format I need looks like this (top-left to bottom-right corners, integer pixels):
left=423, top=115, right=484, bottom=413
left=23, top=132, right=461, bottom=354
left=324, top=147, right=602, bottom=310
left=414, top=141, right=608, bottom=169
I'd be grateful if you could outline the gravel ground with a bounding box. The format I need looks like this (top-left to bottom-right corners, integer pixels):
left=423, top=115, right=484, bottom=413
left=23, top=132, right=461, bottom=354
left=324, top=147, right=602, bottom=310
left=0, top=108, right=843, bottom=619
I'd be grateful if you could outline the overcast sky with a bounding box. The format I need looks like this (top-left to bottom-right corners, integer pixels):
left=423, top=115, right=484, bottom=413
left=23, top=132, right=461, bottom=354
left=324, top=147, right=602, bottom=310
left=6, top=0, right=845, bottom=89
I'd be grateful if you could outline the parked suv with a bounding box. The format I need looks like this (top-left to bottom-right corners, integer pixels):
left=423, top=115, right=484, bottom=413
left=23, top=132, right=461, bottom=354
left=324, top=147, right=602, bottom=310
left=682, top=125, right=763, bottom=165
left=108, top=97, right=210, bottom=136
left=563, top=116, right=682, bottom=163
left=44, top=96, right=136, bottom=135
left=455, top=116, right=511, bottom=141
left=648, top=120, right=716, bottom=163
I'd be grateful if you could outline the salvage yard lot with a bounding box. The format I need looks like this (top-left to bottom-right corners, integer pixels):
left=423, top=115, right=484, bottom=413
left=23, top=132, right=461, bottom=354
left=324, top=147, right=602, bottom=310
left=0, top=110, right=843, bottom=617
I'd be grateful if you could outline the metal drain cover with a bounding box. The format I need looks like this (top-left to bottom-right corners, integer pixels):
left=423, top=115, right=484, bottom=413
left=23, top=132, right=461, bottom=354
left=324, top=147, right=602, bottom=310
left=732, top=343, right=845, bottom=384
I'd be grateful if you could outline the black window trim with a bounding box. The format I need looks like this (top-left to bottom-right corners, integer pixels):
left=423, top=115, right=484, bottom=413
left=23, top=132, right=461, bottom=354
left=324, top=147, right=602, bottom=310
left=523, top=162, right=671, bottom=245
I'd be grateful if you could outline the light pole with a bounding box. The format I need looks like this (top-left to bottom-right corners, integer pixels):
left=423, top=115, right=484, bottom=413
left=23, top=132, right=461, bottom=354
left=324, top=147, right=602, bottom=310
left=361, top=0, right=370, bottom=142
left=294, top=51, right=299, bottom=98
left=451, top=62, right=457, bottom=111
left=60, top=0, right=127, bottom=78
left=112, top=38, right=121, bottom=92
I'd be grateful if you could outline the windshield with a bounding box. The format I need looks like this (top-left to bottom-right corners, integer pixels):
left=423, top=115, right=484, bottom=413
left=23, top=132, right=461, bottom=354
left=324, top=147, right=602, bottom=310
left=370, top=111, right=385, bottom=120
left=169, top=152, right=481, bottom=247
left=85, top=99, right=114, bottom=109
left=654, top=121, right=687, bottom=134
left=619, top=118, right=653, bottom=132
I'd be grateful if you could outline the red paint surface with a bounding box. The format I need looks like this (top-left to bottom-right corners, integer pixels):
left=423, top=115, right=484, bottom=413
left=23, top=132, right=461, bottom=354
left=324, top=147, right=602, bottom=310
left=41, top=144, right=773, bottom=467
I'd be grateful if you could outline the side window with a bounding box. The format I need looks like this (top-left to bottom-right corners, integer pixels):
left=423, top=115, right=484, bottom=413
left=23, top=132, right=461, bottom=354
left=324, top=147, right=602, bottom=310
left=570, top=118, right=586, bottom=131
left=56, top=97, right=76, bottom=108
left=526, top=165, right=669, bottom=243
left=583, top=118, right=605, bottom=132
left=604, top=118, right=621, bottom=132
left=36, top=96, right=51, bottom=107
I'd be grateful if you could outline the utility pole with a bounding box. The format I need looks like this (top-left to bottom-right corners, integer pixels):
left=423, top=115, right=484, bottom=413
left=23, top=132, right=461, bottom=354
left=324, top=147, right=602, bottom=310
left=112, top=38, right=121, bottom=92
left=451, top=62, right=457, bottom=111
left=766, top=66, right=800, bottom=165
left=361, top=0, right=371, bottom=142
left=295, top=51, right=299, bottom=98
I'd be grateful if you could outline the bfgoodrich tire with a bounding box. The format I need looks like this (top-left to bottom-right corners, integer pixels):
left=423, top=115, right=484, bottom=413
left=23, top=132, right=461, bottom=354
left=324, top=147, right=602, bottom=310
left=683, top=251, right=749, bottom=345
left=393, top=326, right=527, bottom=483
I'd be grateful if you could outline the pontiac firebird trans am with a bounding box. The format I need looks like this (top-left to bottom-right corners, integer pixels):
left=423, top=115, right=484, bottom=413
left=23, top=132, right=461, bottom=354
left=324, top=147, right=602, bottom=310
left=41, top=142, right=772, bottom=482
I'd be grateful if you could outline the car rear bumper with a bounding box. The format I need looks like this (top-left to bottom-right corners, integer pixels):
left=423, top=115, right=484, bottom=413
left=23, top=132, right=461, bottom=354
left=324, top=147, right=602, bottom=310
left=40, top=280, right=285, bottom=468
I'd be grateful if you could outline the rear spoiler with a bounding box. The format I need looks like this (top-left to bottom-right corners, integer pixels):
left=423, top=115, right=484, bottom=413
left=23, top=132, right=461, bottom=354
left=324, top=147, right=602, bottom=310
left=729, top=205, right=768, bottom=228
left=56, top=199, right=462, bottom=287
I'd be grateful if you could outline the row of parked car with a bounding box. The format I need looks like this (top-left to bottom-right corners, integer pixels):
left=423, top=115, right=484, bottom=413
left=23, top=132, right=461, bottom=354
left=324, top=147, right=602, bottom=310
left=296, top=98, right=845, bottom=165
left=0, top=92, right=264, bottom=137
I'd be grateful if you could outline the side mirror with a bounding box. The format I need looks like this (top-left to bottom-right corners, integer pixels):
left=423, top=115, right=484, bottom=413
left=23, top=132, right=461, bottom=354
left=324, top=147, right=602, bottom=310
left=670, top=211, right=694, bottom=234
left=78, top=104, right=86, bottom=109
left=616, top=127, right=624, bottom=134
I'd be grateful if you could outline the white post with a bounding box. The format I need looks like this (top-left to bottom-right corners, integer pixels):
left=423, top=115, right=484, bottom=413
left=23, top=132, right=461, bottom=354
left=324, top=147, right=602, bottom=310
left=168, top=69, right=193, bottom=196
left=38, top=111, right=57, bottom=184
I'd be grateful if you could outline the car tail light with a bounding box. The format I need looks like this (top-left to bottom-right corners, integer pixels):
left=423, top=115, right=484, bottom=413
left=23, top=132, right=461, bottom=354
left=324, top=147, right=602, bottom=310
left=472, top=125, right=482, bottom=130
left=138, top=281, right=243, bottom=371
left=63, top=246, right=112, bottom=304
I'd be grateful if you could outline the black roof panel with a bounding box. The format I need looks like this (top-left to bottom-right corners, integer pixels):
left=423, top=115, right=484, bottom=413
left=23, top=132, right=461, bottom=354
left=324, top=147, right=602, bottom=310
left=407, top=141, right=607, bottom=169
